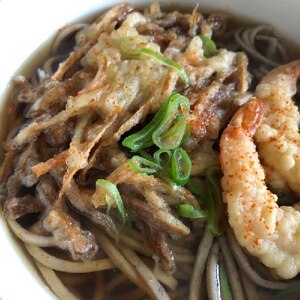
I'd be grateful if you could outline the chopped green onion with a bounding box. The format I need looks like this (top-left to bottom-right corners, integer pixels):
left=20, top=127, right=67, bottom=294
left=138, top=149, right=155, bottom=162
left=153, top=149, right=172, bottom=165
left=122, top=100, right=168, bottom=151
left=203, top=165, right=224, bottom=236
left=220, top=263, right=233, bottom=300
left=186, top=177, right=206, bottom=199
left=200, top=35, right=217, bottom=58
left=153, top=117, right=186, bottom=150
left=187, top=167, right=224, bottom=236
left=123, top=93, right=190, bottom=151
left=156, top=174, right=177, bottom=187
left=152, top=149, right=175, bottom=185
left=175, top=204, right=208, bottom=219
left=94, top=179, right=128, bottom=223
left=122, top=92, right=192, bottom=187
left=116, top=35, right=149, bottom=58
left=129, top=156, right=161, bottom=174
left=140, top=48, right=189, bottom=88
left=171, top=148, right=192, bottom=186
left=158, top=115, right=186, bottom=149
left=152, top=93, right=190, bottom=150
left=114, top=37, right=189, bottom=87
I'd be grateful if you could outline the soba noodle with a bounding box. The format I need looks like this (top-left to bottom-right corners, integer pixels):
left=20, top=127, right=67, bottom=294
left=1, top=2, right=300, bottom=300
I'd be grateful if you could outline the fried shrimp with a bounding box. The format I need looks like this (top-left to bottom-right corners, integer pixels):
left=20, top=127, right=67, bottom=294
left=255, top=60, right=300, bottom=194
left=220, top=98, right=300, bottom=279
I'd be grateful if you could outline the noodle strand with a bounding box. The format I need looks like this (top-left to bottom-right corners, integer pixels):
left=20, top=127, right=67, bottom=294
left=36, top=261, right=79, bottom=300
left=189, top=226, right=214, bottom=300
left=90, top=224, right=153, bottom=297
left=219, top=236, right=245, bottom=299
left=7, top=219, right=56, bottom=247
left=25, top=244, right=115, bottom=273
left=206, top=241, right=222, bottom=300
left=120, top=245, right=171, bottom=300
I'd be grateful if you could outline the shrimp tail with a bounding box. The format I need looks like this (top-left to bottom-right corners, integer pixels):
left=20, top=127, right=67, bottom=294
left=221, top=98, right=265, bottom=144
left=257, top=60, right=300, bottom=99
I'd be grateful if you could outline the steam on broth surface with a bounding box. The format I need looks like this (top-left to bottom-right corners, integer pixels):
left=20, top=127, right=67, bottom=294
left=1, top=3, right=300, bottom=299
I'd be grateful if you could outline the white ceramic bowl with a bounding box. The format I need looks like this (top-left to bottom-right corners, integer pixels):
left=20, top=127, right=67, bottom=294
left=0, top=0, right=299, bottom=299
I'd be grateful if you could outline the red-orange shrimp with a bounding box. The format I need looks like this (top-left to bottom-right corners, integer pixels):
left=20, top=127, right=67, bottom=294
left=220, top=98, right=300, bottom=279
left=255, top=60, right=300, bottom=194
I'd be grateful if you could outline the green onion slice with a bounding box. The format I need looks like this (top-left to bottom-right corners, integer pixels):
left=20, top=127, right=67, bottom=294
left=157, top=174, right=177, bottom=187
left=94, top=179, right=128, bottom=223
left=152, top=93, right=190, bottom=150
left=122, top=100, right=168, bottom=151
left=200, top=35, right=217, bottom=58
left=123, top=93, right=190, bottom=151
left=171, top=148, right=192, bottom=186
left=220, top=263, right=233, bottom=300
left=129, top=156, right=161, bottom=174
left=203, top=165, right=224, bottom=236
left=157, top=115, right=187, bottom=149
left=116, top=35, right=149, bottom=58
left=153, top=149, right=172, bottom=165
left=186, top=177, right=206, bottom=199
left=137, top=149, right=155, bottom=162
left=140, top=48, right=189, bottom=88
left=175, top=204, right=208, bottom=219
left=153, top=149, right=175, bottom=185
left=114, top=37, right=189, bottom=87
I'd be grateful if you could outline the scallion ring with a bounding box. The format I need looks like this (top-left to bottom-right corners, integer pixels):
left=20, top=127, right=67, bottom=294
left=94, top=179, right=128, bottom=223
left=220, top=263, right=233, bottom=300
left=175, top=204, right=208, bottom=219
left=153, top=149, right=172, bottom=165
left=152, top=93, right=190, bottom=150
left=140, top=48, right=189, bottom=88
left=118, top=35, right=149, bottom=58
left=186, top=177, right=206, bottom=199
left=200, top=35, right=217, bottom=58
left=122, top=100, right=169, bottom=151
left=129, top=156, right=161, bottom=174
left=171, top=148, right=192, bottom=186
left=203, top=165, right=224, bottom=236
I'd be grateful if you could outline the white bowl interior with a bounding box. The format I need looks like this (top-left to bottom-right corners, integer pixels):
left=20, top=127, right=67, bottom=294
left=0, top=0, right=299, bottom=298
